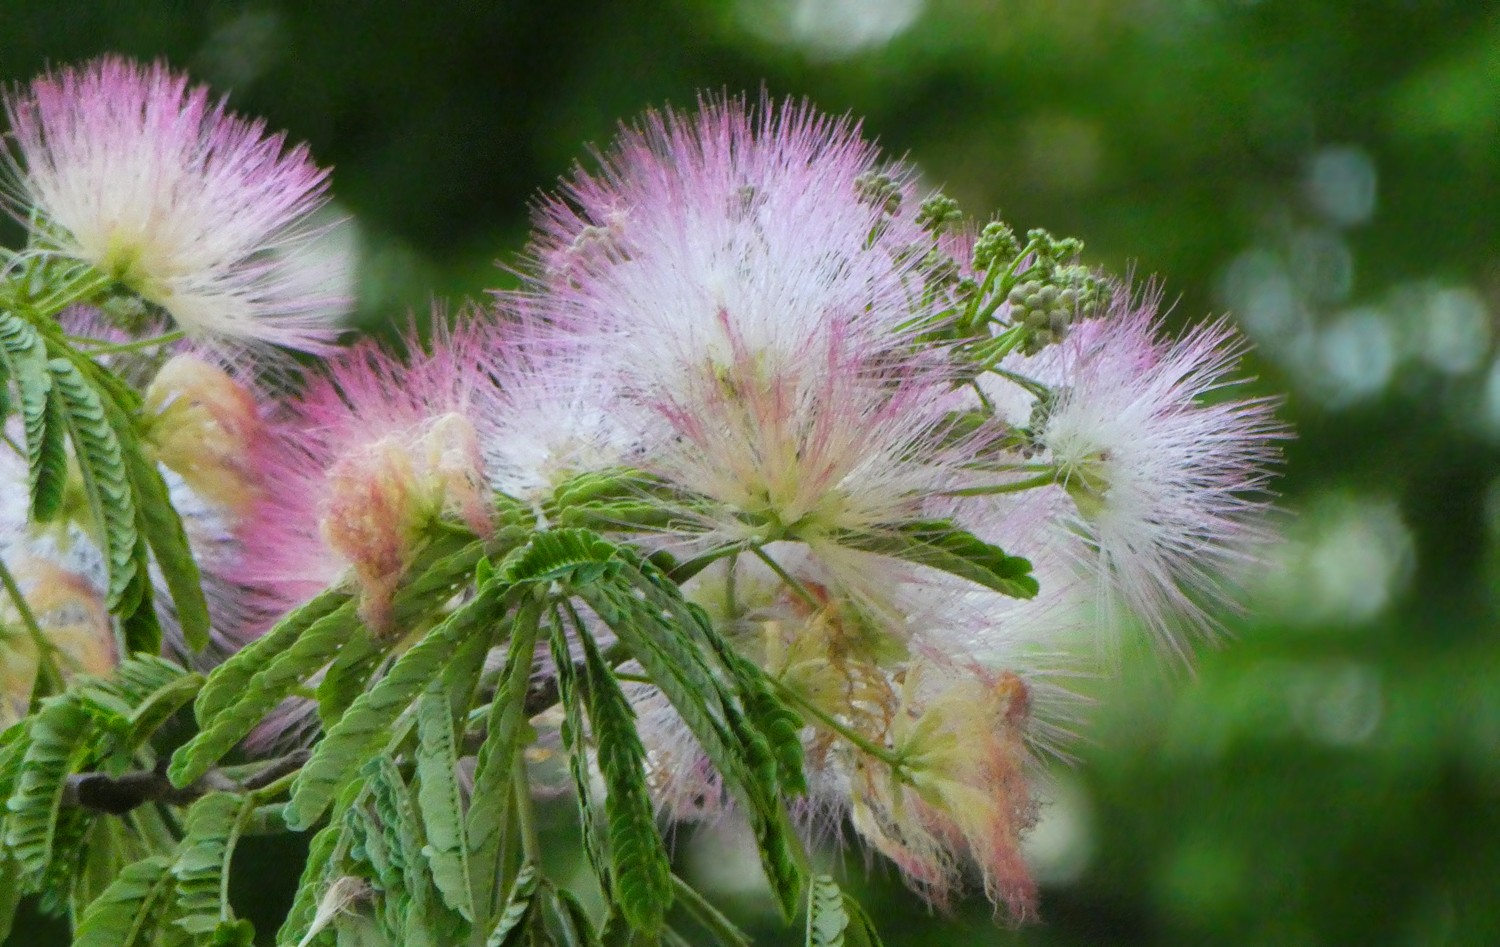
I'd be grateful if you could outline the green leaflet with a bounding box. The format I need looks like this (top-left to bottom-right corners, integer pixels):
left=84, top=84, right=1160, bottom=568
left=195, top=589, right=351, bottom=726
left=549, top=885, right=603, bottom=947
left=441, top=609, right=497, bottom=731
left=839, top=891, right=885, bottom=947
left=112, top=654, right=196, bottom=704
left=837, top=520, right=1038, bottom=599
left=277, top=780, right=361, bottom=947
left=3, top=694, right=91, bottom=885
left=368, top=756, right=443, bottom=947
left=124, top=669, right=202, bottom=750
left=0, top=856, right=20, bottom=943
left=121, top=423, right=212, bottom=651
left=286, top=579, right=516, bottom=829
left=415, top=683, right=474, bottom=921
left=806, top=875, right=848, bottom=947
left=552, top=499, right=683, bottom=534
left=0, top=312, right=67, bottom=522
left=316, top=625, right=380, bottom=729
left=691, top=601, right=808, bottom=796
left=577, top=612, right=672, bottom=935
left=549, top=616, right=609, bottom=898
left=70, top=854, right=179, bottom=947
left=47, top=356, right=138, bottom=610
left=548, top=468, right=640, bottom=508
left=501, top=527, right=624, bottom=587
left=74, top=654, right=200, bottom=752
left=579, top=564, right=806, bottom=919
left=71, top=810, right=162, bottom=922
left=118, top=572, right=162, bottom=658
left=484, top=863, right=539, bottom=947
left=171, top=792, right=250, bottom=936
left=169, top=601, right=359, bottom=788
left=0, top=719, right=34, bottom=815
left=467, top=603, right=542, bottom=926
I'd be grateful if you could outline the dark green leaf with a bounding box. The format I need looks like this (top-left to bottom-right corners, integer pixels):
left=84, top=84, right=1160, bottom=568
left=501, top=528, right=623, bottom=587
left=484, top=863, right=539, bottom=947
left=169, top=601, right=358, bottom=788
left=195, top=589, right=350, bottom=726
left=0, top=312, right=66, bottom=522
left=840, top=891, right=885, bottom=947
left=123, top=428, right=212, bottom=650
left=316, top=624, right=381, bottom=729
left=172, top=792, right=249, bottom=935
left=670, top=874, right=752, bottom=947
left=549, top=886, right=603, bottom=947
left=3, top=695, right=90, bottom=885
left=415, top=682, right=474, bottom=921
left=549, top=615, right=608, bottom=898
left=71, top=854, right=178, bottom=947
left=48, top=356, right=140, bottom=610
left=837, top=520, right=1037, bottom=599
left=287, top=580, right=515, bottom=829
left=468, top=603, right=542, bottom=927
left=0, top=856, right=21, bottom=942
left=578, top=611, right=672, bottom=934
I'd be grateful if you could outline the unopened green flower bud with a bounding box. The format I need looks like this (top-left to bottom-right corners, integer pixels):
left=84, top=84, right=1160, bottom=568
left=916, top=194, right=963, bottom=233
left=854, top=171, right=902, bottom=215
left=973, top=220, right=1020, bottom=271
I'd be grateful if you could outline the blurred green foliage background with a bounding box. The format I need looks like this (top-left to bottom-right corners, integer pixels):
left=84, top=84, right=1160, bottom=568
left=4, top=0, right=1499, bottom=943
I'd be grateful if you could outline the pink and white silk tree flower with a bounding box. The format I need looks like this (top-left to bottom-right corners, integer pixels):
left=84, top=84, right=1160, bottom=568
left=141, top=347, right=294, bottom=663
left=521, top=99, right=994, bottom=566
left=2, top=56, right=350, bottom=351
left=529, top=98, right=928, bottom=360
left=476, top=308, right=644, bottom=506
left=630, top=545, right=1071, bottom=917
left=983, top=287, right=1285, bottom=661
left=245, top=313, right=498, bottom=628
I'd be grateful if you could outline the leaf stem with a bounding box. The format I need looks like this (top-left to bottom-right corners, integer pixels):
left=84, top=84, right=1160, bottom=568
left=768, top=678, right=910, bottom=780
left=0, top=553, right=66, bottom=702
left=70, top=328, right=187, bottom=355
left=513, top=755, right=541, bottom=864
left=671, top=874, right=753, bottom=947
left=942, top=469, right=1058, bottom=497
left=30, top=267, right=114, bottom=319
left=750, top=546, right=821, bottom=612
left=987, top=365, right=1052, bottom=401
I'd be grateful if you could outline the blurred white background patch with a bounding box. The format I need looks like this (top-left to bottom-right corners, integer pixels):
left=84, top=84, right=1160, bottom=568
left=738, top=0, right=925, bottom=58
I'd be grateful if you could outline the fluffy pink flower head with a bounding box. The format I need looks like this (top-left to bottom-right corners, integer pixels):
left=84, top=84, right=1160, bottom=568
left=986, top=288, right=1285, bottom=661
left=530, top=98, right=929, bottom=363
left=2, top=57, right=349, bottom=351
left=524, top=99, right=991, bottom=564
left=477, top=309, right=644, bottom=505
left=631, top=545, right=1074, bottom=918
left=246, top=314, right=498, bottom=626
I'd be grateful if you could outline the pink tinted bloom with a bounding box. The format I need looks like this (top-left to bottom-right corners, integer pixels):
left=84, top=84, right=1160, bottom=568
left=477, top=310, right=644, bottom=504
left=629, top=547, right=1070, bottom=917
left=648, top=325, right=984, bottom=556
left=521, top=99, right=989, bottom=560
left=527, top=97, right=931, bottom=378
left=986, top=288, right=1284, bottom=660
left=2, top=57, right=349, bottom=350
left=245, top=314, right=498, bottom=625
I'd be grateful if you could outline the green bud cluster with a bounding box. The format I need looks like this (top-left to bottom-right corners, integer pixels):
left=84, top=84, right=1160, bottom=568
left=915, top=194, right=963, bottom=234
left=854, top=171, right=902, bottom=215
left=1005, top=264, right=1105, bottom=353
left=972, top=220, right=1021, bottom=271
